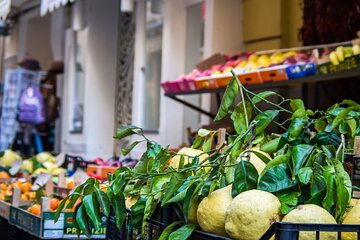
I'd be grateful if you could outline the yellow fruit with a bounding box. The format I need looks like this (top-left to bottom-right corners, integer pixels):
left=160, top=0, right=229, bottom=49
left=335, top=46, right=345, bottom=62
left=1, top=150, right=22, bottom=167
left=282, top=204, right=337, bottom=240
left=51, top=168, right=66, bottom=176
left=21, top=160, right=33, bottom=173
left=342, top=200, right=360, bottom=240
left=353, top=44, right=360, bottom=55
left=36, top=152, right=56, bottom=163
left=343, top=198, right=358, bottom=219
left=33, top=168, right=49, bottom=175
left=329, top=51, right=339, bottom=65
left=225, top=190, right=281, bottom=240
left=43, top=161, right=57, bottom=172
left=169, top=148, right=209, bottom=171
left=197, top=185, right=233, bottom=236
left=187, top=195, right=200, bottom=224
left=238, top=148, right=270, bottom=174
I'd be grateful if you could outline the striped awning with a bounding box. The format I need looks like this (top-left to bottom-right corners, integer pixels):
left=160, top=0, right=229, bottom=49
left=0, top=0, right=11, bottom=19
left=40, top=0, right=74, bottom=16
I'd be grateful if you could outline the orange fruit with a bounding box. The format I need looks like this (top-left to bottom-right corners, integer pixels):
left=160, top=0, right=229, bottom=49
left=20, top=182, right=31, bottom=193
left=29, top=204, right=41, bottom=216
left=67, top=181, right=74, bottom=189
left=50, top=198, right=61, bottom=211
left=28, top=192, right=36, bottom=199
left=0, top=171, right=10, bottom=178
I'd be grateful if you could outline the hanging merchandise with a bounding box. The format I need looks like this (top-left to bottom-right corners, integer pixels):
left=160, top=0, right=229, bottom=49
left=0, top=70, right=41, bottom=151
left=40, top=0, right=75, bottom=16
left=18, top=84, right=46, bottom=125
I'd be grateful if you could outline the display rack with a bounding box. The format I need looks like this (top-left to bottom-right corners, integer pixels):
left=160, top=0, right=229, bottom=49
left=165, top=68, right=360, bottom=118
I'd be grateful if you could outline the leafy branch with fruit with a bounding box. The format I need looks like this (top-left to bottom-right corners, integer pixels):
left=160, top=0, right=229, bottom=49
left=55, top=70, right=360, bottom=239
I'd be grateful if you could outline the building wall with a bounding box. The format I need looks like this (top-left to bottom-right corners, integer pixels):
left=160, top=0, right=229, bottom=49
left=61, top=0, right=119, bottom=159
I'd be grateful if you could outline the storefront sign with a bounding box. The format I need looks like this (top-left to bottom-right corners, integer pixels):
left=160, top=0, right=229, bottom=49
left=0, top=0, right=11, bottom=19
left=40, top=0, right=74, bottom=16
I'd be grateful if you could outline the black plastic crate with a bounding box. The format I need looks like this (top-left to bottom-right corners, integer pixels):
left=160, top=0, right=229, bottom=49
left=260, top=222, right=360, bottom=240
left=106, top=206, right=231, bottom=240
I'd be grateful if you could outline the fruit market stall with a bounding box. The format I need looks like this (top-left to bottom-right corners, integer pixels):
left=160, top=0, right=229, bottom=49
left=53, top=67, right=360, bottom=240
left=0, top=151, right=138, bottom=239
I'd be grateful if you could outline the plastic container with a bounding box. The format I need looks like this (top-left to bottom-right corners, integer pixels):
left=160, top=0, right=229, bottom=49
left=106, top=205, right=231, bottom=240
left=194, top=77, right=218, bottom=90
left=237, top=71, right=262, bottom=85
left=259, top=66, right=288, bottom=82
left=260, top=222, right=360, bottom=240
left=285, top=62, right=316, bottom=79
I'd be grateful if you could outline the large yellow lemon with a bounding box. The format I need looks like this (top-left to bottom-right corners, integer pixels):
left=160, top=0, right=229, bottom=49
left=225, top=189, right=281, bottom=240
left=197, top=185, right=233, bottom=236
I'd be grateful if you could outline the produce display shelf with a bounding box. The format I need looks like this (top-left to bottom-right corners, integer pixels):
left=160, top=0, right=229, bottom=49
left=165, top=68, right=360, bottom=118
left=165, top=68, right=360, bottom=97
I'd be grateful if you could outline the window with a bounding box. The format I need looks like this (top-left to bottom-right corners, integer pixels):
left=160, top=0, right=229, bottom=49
left=141, top=0, right=163, bottom=131
left=69, top=30, right=86, bottom=133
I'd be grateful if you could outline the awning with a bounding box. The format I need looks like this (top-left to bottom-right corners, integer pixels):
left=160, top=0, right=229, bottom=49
left=0, top=0, right=11, bottom=19
left=40, top=0, right=74, bottom=16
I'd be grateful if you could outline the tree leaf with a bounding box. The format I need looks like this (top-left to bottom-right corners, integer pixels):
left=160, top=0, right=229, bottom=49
left=112, top=171, right=127, bottom=195
left=121, top=141, right=141, bottom=156
left=198, top=129, right=214, bottom=137
left=95, top=185, right=111, bottom=217
left=162, top=172, right=188, bottom=205
left=322, top=170, right=336, bottom=215
left=251, top=91, right=277, bottom=104
left=215, top=77, right=239, bottom=120
left=169, top=223, right=197, bottom=240
left=298, top=167, right=313, bottom=184
left=158, top=221, right=183, bottom=240
left=291, top=144, right=313, bottom=175
left=288, top=117, right=308, bottom=141
left=152, top=175, right=171, bottom=200
left=253, top=110, right=280, bottom=135
left=183, top=182, right=199, bottom=218
left=142, top=196, right=156, bottom=230
left=331, top=107, right=356, bottom=129
left=76, top=204, right=91, bottom=238
left=231, top=101, right=252, bottom=135
left=83, top=193, right=102, bottom=229
left=260, top=137, right=281, bottom=153
left=232, top=160, right=259, bottom=197
left=258, top=155, right=297, bottom=192
left=130, top=197, right=147, bottom=231
left=110, top=189, right=126, bottom=229
left=114, top=125, right=141, bottom=139
left=290, top=99, right=305, bottom=112
left=314, top=118, right=327, bottom=132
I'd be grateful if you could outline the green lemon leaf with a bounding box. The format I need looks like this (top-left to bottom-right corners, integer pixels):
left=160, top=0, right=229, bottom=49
left=158, top=221, right=183, bottom=240
left=251, top=91, right=278, bottom=104
left=121, top=141, right=141, bottom=156
left=232, top=160, right=259, bottom=197
left=114, top=125, right=142, bottom=139
left=169, top=223, right=197, bottom=240
left=76, top=204, right=91, bottom=238
left=298, top=167, right=313, bottom=184
left=83, top=193, right=102, bottom=229
left=215, top=76, right=239, bottom=120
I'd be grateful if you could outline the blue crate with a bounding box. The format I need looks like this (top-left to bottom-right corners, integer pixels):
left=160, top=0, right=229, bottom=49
left=285, top=63, right=316, bottom=79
